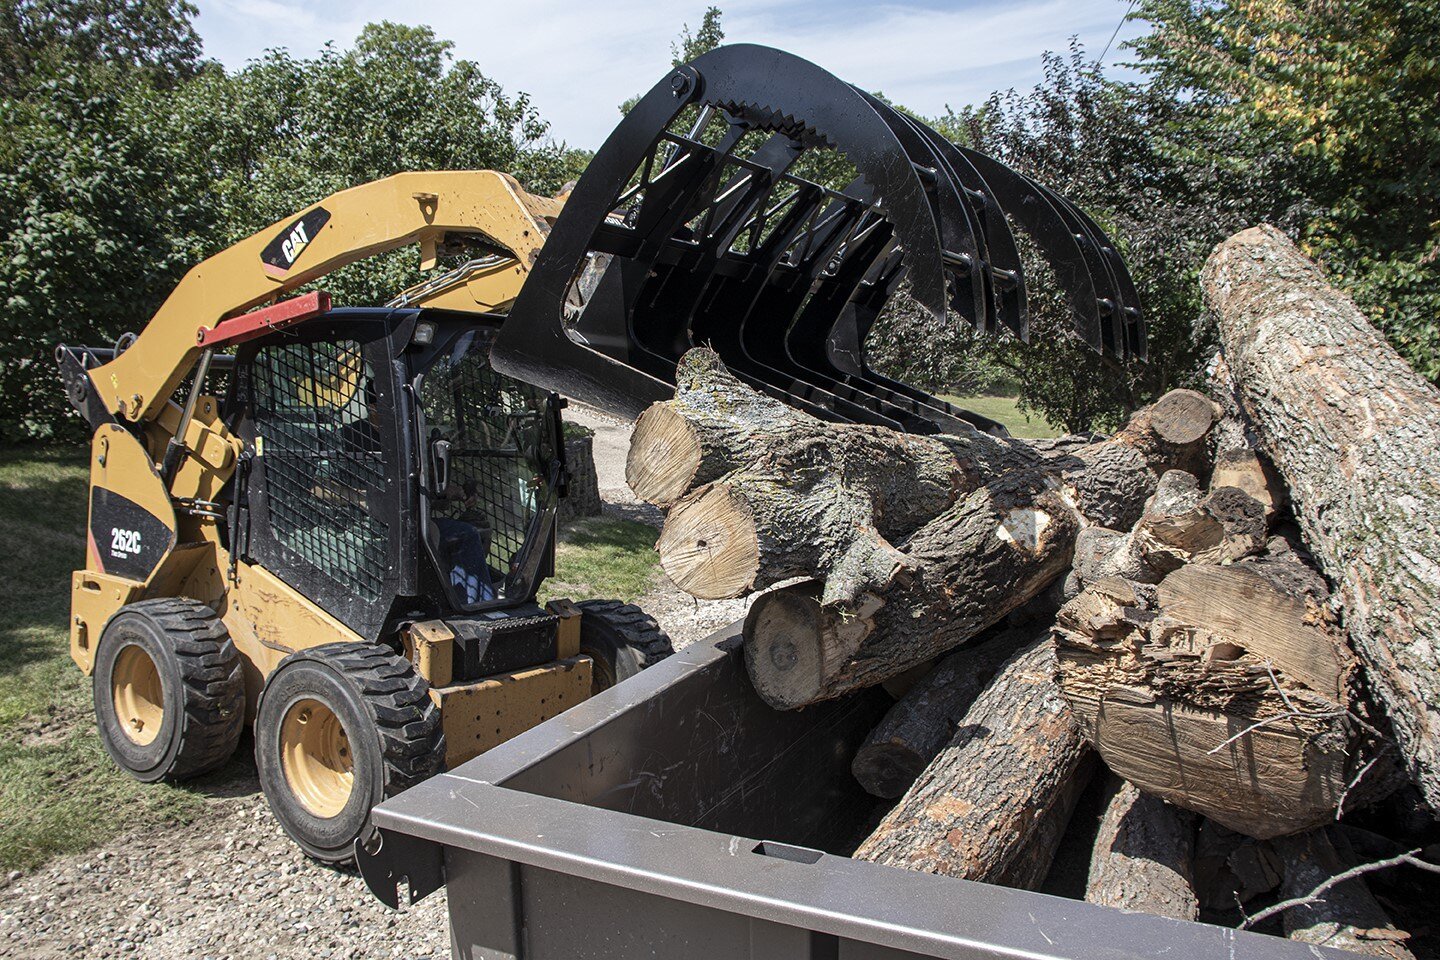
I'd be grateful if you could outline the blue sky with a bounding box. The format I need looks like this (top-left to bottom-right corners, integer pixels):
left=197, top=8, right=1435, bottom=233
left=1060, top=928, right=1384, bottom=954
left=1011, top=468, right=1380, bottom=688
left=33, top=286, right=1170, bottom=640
left=190, top=0, right=1149, bottom=149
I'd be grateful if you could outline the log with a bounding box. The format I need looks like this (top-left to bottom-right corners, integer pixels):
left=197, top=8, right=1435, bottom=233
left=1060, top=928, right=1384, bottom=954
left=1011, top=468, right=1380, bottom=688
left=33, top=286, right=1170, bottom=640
left=742, top=449, right=1141, bottom=709
left=853, top=636, right=1096, bottom=888
left=1206, top=353, right=1287, bottom=519
left=1055, top=551, right=1363, bottom=838
left=1072, top=470, right=1267, bottom=589
left=627, top=348, right=1033, bottom=510
left=850, top=624, right=1032, bottom=798
left=1085, top=774, right=1199, bottom=920
left=641, top=350, right=1214, bottom=605
left=1271, top=828, right=1417, bottom=959
left=1204, top=224, right=1440, bottom=808
left=1108, top=388, right=1220, bottom=478
left=739, top=416, right=1225, bottom=711
left=1193, top=820, right=1282, bottom=912
left=558, top=435, right=603, bottom=522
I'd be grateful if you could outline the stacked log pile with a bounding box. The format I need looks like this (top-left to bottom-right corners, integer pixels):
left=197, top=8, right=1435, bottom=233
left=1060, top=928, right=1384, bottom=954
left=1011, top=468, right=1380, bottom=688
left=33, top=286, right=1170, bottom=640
left=625, top=225, right=1440, bottom=953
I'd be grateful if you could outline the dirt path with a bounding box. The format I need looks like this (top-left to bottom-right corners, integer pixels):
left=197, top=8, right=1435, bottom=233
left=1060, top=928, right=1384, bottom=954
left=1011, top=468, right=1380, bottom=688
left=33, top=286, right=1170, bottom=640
left=2, top=405, right=749, bottom=960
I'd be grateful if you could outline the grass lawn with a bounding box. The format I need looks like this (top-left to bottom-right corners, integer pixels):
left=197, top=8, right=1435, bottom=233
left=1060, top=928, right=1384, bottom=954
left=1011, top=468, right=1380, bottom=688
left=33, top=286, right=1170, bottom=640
left=942, top=393, right=1062, bottom=440
left=542, top=516, right=660, bottom=603
left=0, top=448, right=210, bottom=873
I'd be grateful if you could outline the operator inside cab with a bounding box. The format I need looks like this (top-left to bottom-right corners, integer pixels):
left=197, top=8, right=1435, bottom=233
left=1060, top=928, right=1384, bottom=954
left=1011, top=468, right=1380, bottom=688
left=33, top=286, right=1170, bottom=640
left=415, top=325, right=555, bottom=609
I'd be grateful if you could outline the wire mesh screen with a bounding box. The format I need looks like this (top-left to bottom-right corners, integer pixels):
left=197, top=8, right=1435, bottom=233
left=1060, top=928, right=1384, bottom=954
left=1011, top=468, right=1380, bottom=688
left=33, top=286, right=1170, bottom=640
left=418, top=330, right=554, bottom=594
left=249, top=339, right=389, bottom=602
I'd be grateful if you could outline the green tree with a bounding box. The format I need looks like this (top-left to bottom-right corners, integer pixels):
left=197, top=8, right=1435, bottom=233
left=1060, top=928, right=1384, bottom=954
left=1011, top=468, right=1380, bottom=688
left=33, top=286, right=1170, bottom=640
left=0, top=0, right=204, bottom=96
left=1132, top=0, right=1440, bottom=378
left=0, top=15, right=588, bottom=440
left=0, top=63, right=216, bottom=439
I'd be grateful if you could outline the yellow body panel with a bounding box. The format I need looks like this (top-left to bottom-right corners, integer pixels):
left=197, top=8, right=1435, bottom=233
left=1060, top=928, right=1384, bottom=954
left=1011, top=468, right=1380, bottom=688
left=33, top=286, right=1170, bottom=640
left=410, top=620, right=456, bottom=688
left=69, top=571, right=142, bottom=672
left=546, top=598, right=584, bottom=659
left=431, top=657, right=593, bottom=769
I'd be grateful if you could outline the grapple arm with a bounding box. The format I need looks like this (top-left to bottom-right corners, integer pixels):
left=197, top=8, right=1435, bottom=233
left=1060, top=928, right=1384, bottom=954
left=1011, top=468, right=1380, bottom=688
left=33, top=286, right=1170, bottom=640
left=493, top=44, right=1144, bottom=433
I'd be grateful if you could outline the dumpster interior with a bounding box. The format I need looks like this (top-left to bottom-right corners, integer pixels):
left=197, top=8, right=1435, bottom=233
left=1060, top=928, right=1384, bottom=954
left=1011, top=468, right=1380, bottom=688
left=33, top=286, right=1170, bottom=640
left=497, top=636, right=897, bottom=858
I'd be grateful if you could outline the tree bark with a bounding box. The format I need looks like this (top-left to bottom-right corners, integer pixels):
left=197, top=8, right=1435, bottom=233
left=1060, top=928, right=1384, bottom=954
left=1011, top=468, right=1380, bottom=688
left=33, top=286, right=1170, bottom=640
left=1055, top=550, right=1364, bottom=839
left=558, top=435, right=603, bottom=522
left=1271, top=828, right=1417, bottom=959
left=853, top=636, right=1095, bottom=888
left=627, top=348, right=1034, bottom=509
left=1085, top=773, right=1199, bottom=920
left=850, top=624, right=1032, bottom=798
left=1204, top=224, right=1440, bottom=809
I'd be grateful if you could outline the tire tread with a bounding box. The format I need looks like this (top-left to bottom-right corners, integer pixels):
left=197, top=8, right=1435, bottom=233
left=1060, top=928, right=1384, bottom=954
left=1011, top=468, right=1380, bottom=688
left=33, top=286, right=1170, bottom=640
left=109, top=598, right=244, bottom=780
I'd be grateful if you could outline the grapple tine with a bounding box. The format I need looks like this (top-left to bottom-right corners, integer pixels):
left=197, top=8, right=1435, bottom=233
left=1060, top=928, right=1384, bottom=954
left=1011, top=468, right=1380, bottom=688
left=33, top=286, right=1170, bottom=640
left=1028, top=183, right=1128, bottom=359
left=854, top=92, right=989, bottom=331
left=957, top=151, right=1106, bottom=354
left=807, top=246, right=1013, bottom=435
left=492, top=43, right=1145, bottom=429
left=1059, top=199, right=1146, bottom=363
left=892, top=112, right=1031, bottom=341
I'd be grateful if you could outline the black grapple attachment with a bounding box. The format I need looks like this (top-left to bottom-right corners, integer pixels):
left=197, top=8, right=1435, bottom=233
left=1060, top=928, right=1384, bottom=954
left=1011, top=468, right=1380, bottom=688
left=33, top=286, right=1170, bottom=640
left=493, top=44, right=1144, bottom=435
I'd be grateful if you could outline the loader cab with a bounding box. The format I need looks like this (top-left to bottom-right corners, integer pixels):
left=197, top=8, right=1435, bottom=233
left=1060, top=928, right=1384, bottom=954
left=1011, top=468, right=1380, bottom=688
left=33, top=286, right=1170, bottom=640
left=230, top=307, right=563, bottom=642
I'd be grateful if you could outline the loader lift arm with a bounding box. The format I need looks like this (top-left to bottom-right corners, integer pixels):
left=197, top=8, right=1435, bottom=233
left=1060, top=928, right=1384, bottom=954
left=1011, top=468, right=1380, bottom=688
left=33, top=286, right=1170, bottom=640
left=85, top=170, right=560, bottom=426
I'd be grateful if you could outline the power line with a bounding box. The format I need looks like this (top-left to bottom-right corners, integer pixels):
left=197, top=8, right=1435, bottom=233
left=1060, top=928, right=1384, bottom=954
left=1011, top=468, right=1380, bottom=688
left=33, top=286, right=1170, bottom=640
left=1099, top=0, right=1139, bottom=64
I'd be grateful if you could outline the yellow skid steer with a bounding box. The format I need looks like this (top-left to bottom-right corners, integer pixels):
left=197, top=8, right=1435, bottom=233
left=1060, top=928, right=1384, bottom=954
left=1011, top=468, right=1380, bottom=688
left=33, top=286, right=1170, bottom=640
left=57, top=170, right=671, bottom=862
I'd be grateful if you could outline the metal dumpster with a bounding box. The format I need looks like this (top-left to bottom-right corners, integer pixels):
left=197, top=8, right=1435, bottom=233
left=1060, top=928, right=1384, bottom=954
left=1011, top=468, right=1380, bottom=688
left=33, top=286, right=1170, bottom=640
left=358, top=623, right=1343, bottom=959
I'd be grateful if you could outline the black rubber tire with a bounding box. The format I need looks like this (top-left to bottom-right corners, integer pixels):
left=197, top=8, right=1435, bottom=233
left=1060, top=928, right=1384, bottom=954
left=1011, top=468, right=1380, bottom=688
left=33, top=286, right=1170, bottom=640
left=576, top=599, right=674, bottom=692
left=92, top=598, right=245, bottom=783
left=254, top=643, right=443, bottom=864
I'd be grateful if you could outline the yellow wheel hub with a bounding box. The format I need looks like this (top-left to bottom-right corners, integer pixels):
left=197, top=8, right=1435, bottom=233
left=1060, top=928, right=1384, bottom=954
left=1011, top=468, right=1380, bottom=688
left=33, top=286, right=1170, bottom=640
left=279, top=698, right=354, bottom=818
left=112, top=644, right=164, bottom=746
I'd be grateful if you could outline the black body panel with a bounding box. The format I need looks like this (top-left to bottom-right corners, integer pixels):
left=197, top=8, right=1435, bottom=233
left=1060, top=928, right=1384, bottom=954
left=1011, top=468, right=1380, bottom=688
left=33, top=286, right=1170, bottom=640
left=89, top=487, right=174, bottom=582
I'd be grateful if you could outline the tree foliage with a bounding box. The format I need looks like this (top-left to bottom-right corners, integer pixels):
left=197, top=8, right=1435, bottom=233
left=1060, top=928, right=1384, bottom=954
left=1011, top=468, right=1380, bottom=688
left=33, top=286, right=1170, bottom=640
left=0, top=9, right=585, bottom=440
left=951, top=44, right=1291, bottom=431
left=0, top=0, right=203, bottom=96
left=1132, top=0, right=1440, bottom=378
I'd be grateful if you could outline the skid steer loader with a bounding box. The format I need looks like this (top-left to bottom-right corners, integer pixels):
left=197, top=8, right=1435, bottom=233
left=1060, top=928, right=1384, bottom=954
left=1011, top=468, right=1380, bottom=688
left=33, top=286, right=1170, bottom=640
left=55, top=44, right=1142, bottom=865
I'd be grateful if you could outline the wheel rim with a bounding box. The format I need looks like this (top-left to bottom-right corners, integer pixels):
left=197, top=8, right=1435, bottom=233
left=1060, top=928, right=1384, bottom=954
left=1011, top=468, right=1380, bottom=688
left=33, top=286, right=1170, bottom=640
left=112, top=644, right=164, bottom=746
left=279, top=698, right=354, bottom=818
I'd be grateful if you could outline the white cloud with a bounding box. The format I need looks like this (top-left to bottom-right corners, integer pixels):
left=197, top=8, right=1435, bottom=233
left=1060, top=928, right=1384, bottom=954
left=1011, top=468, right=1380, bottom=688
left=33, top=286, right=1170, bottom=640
left=191, top=0, right=1146, bottom=147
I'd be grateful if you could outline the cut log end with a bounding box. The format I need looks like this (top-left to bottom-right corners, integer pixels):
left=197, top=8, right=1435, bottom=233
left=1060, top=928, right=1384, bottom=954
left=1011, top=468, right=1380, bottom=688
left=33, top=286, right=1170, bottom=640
left=656, top=484, right=758, bottom=599
left=1148, top=389, right=1220, bottom=447
left=851, top=741, right=926, bottom=800
left=626, top=403, right=704, bottom=506
left=742, top=585, right=847, bottom=711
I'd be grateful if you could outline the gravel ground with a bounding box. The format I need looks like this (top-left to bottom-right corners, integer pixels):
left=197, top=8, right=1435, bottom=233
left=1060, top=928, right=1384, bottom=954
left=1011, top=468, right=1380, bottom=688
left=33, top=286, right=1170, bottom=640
left=2, top=405, right=751, bottom=960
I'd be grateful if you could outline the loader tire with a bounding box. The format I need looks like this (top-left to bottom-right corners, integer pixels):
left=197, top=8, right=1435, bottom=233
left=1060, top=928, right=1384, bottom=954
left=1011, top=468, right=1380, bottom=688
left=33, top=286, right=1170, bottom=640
left=576, top=599, right=674, bottom=693
left=92, top=599, right=245, bottom=783
left=254, top=643, right=443, bottom=864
